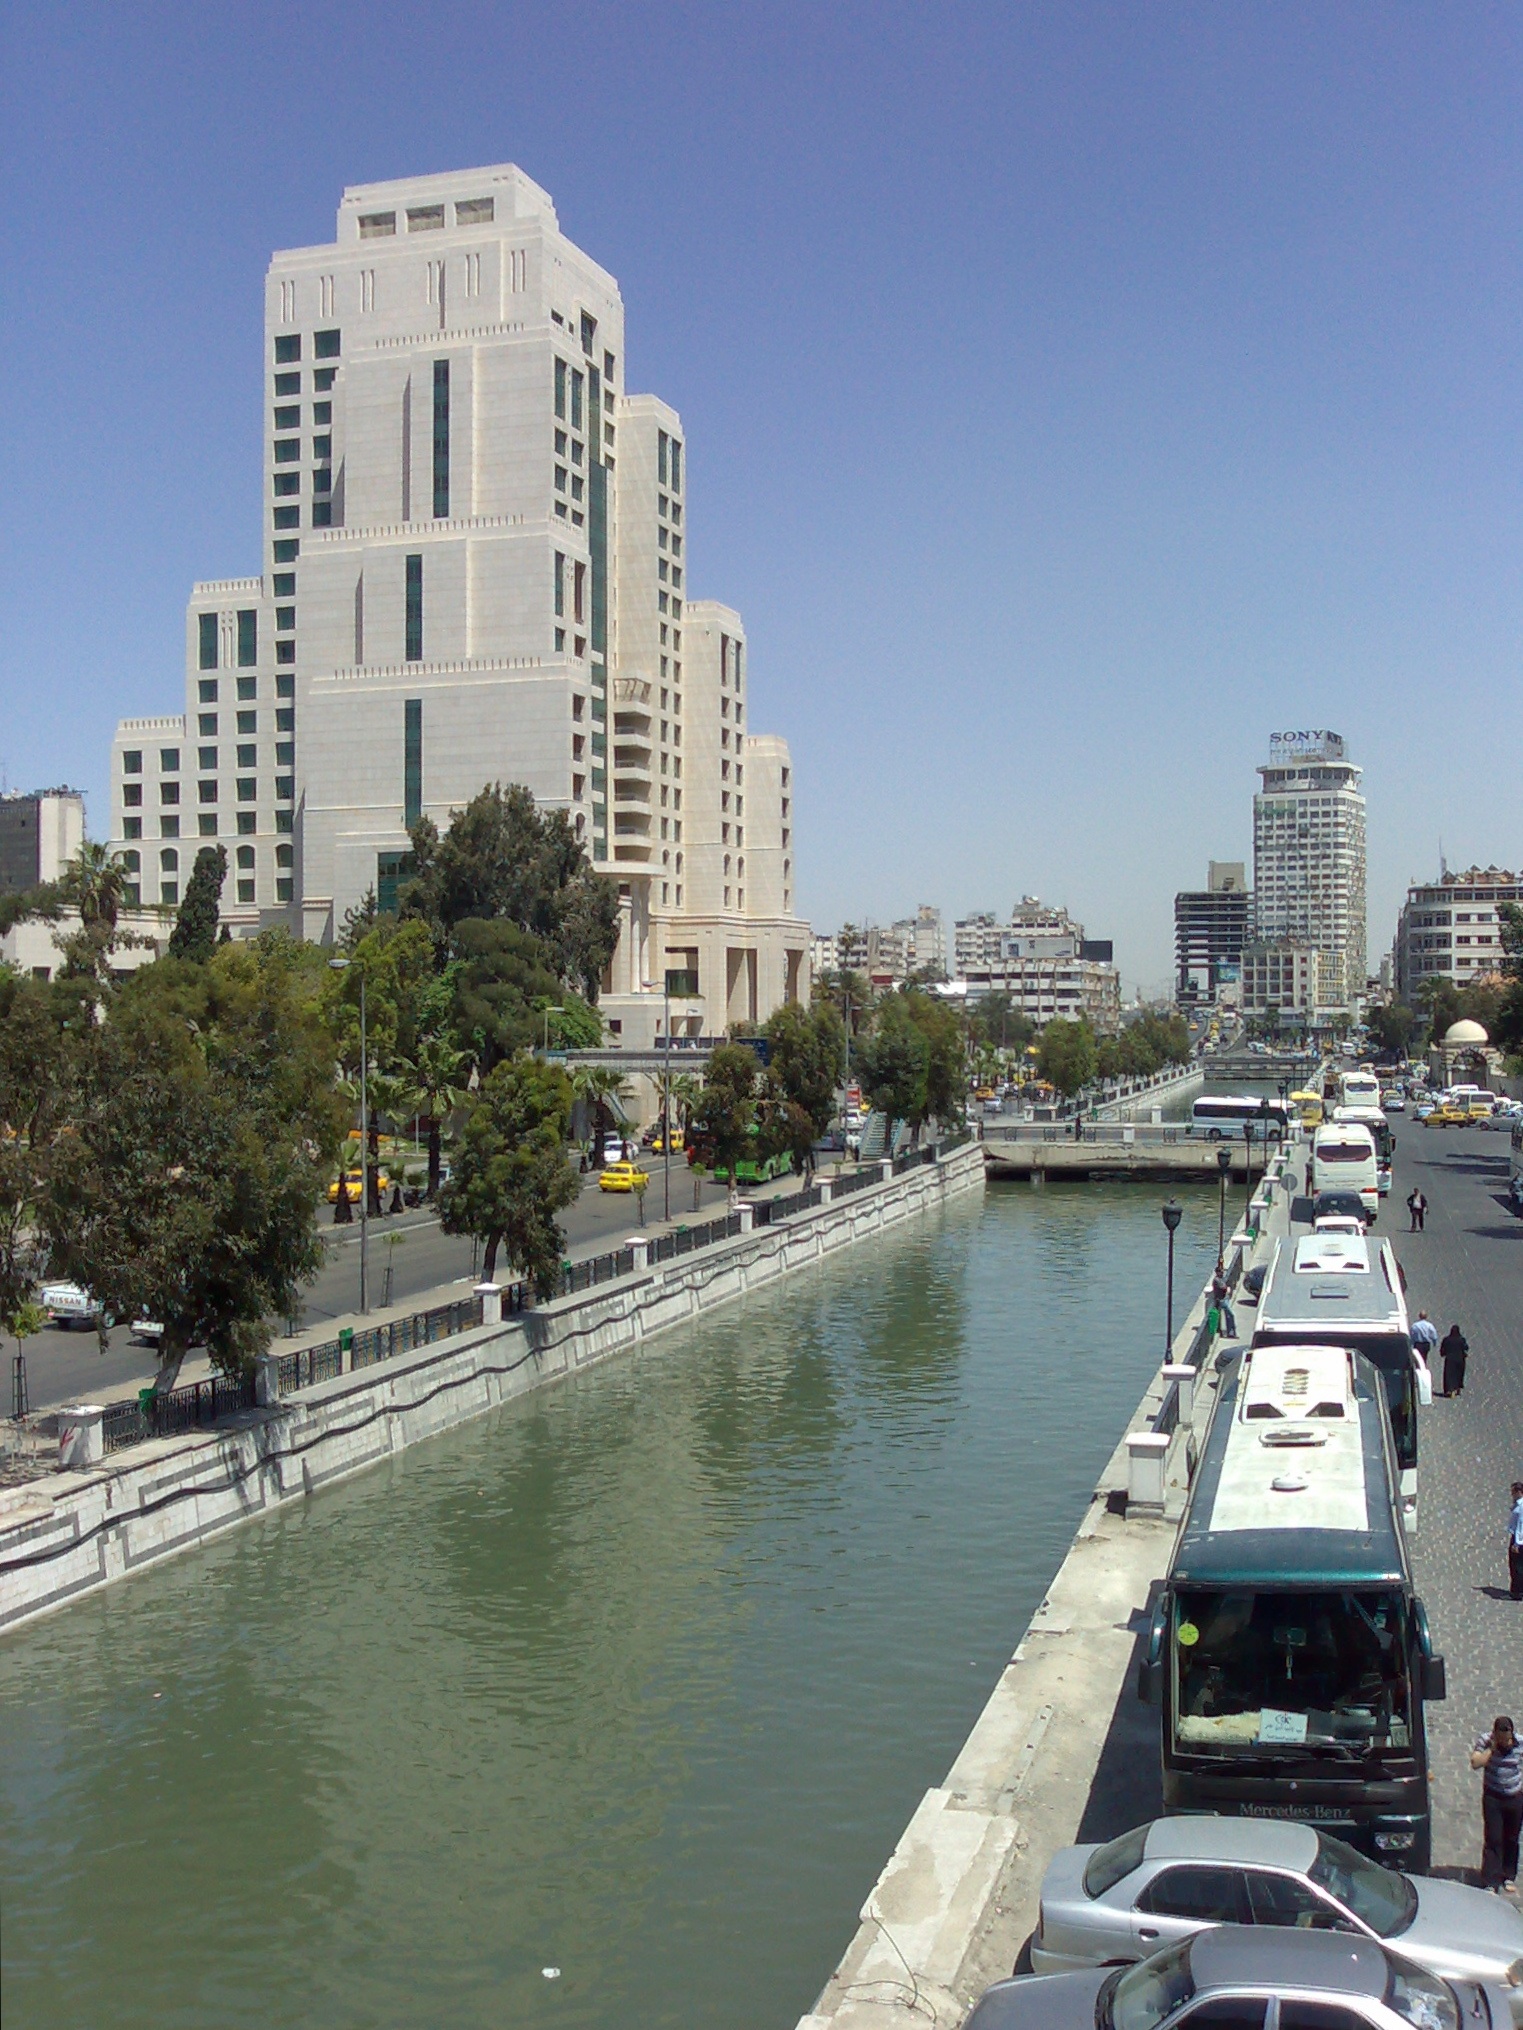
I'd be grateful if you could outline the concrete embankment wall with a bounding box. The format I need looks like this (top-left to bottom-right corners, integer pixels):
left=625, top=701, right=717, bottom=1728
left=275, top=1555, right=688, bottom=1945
left=799, top=1147, right=1296, bottom=2030
left=1092, top=1060, right=1204, bottom=1123
left=0, top=1142, right=984, bottom=1636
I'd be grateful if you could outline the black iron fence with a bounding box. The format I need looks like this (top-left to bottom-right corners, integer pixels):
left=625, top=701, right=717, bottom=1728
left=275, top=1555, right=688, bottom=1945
left=99, top=1138, right=975, bottom=1450
left=102, top=1371, right=258, bottom=1455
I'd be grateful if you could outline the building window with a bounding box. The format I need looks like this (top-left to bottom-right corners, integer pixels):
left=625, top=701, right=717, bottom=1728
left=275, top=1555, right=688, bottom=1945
left=274, top=372, right=300, bottom=398
left=234, top=778, right=255, bottom=802
left=276, top=640, right=296, bottom=665
left=274, top=505, right=300, bottom=530
left=276, top=673, right=294, bottom=699
left=160, top=816, right=180, bottom=840
left=314, top=329, right=341, bottom=358
left=237, top=880, right=255, bottom=903
left=273, top=539, right=299, bottom=564
left=312, top=461, right=332, bottom=490
left=276, top=842, right=293, bottom=868
left=161, top=882, right=179, bottom=906
left=199, top=814, right=218, bottom=836
left=275, top=777, right=294, bottom=803
left=198, top=780, right=217, bottom=804
left=275, top=810, right=293, bottom=833
left=236, top=676, right=256, bottom=702
left=406, top=205, right=444, bottom=232
left=376, top=850, right=416, bottom=914
left=573, top=560, right=585, bottom=624
left=276, top=741, right=294, bottom=767
left=236, top=845, right=255, bottom=870
left=274, top=472, right=300, bottom=496
left=236, top=743, right=256, bottom=768
left=433, top=358, right=450, bottom=517
left=405, top=554, right=423, bottom=660
left=122, top=749, right=142, bottom=774
left=571, top=369, right=583, bottom=430
left=359, top=211, right=396, bottom=239
left=554, top=550, right=565, bottom=617
left=275, top=606, right=295, bottom=632
left=199, top=613, right=219, bottom=670
left=670, top=439, right=682, bottom=492
left=274, top=437, right=301, bottom=463
left=402, top=697, right=424, bottom=826
left=123, top=817, right=142, bottom=839
left=456, top=196, right=494, bottom=226
left=236, top=811, right=256, bottom=835
left=275, top=335, right=301, bottom=364
left=198, top=746, right=218, bottom=770
left=311, top=500, right=332, bottom=526
left=659, top=431, right=668, bottom=485
left=555, top=358, right=566, bottom=419
left=123, top=783, right=142, bottom=808
left=276, top=707, right=294, bottom=732
left=198, top=714, right=217, bottom=737
left=314, top=367, right=337, bottom=392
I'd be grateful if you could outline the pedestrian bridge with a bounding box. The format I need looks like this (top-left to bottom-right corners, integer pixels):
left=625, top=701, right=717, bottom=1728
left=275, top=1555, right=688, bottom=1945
left=983, top=1121, right=1278, bottom=1180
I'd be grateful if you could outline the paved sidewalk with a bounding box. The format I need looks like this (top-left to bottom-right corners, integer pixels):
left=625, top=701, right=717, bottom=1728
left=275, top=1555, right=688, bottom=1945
left=1367, top=1123, right=1523, bottom=1882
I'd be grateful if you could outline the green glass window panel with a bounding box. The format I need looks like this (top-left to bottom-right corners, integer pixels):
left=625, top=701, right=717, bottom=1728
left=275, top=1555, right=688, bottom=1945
left=555, top=357, right=566, bottom=419
left=237, top=611, right=257, bottom=666
left=275, top=334, right=301, bottom=364
left=405, top=554, right=423, bottom=661
left=314, top=329, right=341, bottom=358
left=404, top=697, right=423, bottom=826
left=199, top=613, right=219, bottom=669
left=432, top=359, right=450, bottom=518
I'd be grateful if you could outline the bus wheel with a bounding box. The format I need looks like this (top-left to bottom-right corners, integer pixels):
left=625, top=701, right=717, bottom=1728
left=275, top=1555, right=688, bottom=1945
left=1207, top=1128, right=1221, bottom=1141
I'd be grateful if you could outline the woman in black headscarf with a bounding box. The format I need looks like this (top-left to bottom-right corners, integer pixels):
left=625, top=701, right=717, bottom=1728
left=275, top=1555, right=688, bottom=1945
left=1440, top=1323, right=1469, bottom=1398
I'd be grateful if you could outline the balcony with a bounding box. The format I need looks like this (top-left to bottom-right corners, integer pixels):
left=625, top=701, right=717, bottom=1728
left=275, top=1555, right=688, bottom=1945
left=613, top=677, right=652, bottom=707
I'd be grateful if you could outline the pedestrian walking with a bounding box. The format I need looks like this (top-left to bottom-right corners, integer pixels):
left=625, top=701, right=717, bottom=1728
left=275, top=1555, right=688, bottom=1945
left=1471, top=1716, right=1523, bottom=1890
left=1440, top=1323, right=1469, bottom=1398
left=1509, top=1483, right=1523, bottom=1602
left=1407, top=1187, right=1428, bottom=1232
left=1210, top=1269, right=1237, bottom=1339
left=1411, top=1311, right=1439, bottom=1381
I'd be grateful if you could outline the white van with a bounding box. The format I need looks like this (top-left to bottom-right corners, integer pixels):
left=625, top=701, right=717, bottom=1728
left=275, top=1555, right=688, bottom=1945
left=1311, top=1120, right=1379, bottom=1218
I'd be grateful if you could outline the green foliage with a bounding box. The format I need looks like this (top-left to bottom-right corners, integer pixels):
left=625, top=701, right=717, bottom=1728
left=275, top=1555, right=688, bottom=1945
left=323, top=917, right=438, bottom=1074
left=966, top=992, right=1036, bottom=1055
left=42, top=938, right=346, bottom=1383
left=402, top=784, right=620, bottom=1001
left=1113, top=1011, right=1191, bottom=1078
left=167, top=845, right=227, bottom=963
left=1036, top=1018, right=1098, bottom=1096
left=764, top=1000, right=844, bottom=1135
left=540, top=997, right=603, bottom=1050
left=856, top=997, right=930, bottom=1133
left=451, top=919, right=579, bottom=1070
left=900, top=991, right=964, bottom=1128
left=571, top=1064, right=631, bottom=1167
left=693, top=1043, right=761, bottom=1180
left=1365, top=1002, right=1416, bottom=1057
left=440, top=1058, right=579, bottom=1296
left=811, top=966, right=873, bottom=1038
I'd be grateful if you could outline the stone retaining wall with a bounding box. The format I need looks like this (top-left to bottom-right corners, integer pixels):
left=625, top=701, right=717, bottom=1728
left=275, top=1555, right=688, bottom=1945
left=0, top=1140, right=984, bottom=1635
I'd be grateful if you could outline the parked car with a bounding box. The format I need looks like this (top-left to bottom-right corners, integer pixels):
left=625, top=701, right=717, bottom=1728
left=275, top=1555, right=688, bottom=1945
left=1238, top=1263, right=1267, bottom=1304
left=1028, top=1817, right=1523, bottom=2006
left=40, top=1281, right=111, bottom=1330
left=1381, top=1091, right=1406, bottom=1113
left=327, top=1166, right=392, bottom=1203
left=969, top=1925, right=1511, bottom=2030
left=598, top=1161, right=649, bottom=1194
left=1412, top=1101, right=1435, bottom=1121
left=1311, top=1187, right=1373, bottom=1228
left=1313, top=1212, right=1367, bottom=1234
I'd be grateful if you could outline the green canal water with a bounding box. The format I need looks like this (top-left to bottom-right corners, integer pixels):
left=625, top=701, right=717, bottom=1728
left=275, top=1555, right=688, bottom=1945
left=0, top=1180, right=1224, bottom=2030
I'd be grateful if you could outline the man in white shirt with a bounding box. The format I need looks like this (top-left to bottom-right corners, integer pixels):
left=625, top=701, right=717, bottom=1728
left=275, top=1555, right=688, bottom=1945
left=1510, top=1482, right=1523, bottom=1603
left=1410, top=1311, right=1439, bottom=1396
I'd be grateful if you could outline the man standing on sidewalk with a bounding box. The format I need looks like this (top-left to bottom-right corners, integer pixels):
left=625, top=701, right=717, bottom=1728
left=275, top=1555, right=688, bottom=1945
left=1471, top=1716, right=1523, bottom=1891
left=1509, top=1483, right=1523, bottom=1601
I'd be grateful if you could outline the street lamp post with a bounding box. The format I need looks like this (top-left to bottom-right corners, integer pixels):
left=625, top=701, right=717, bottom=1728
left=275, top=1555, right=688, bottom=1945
left=1216, top=1143, right=1233, bottom=1264
left=329, top=958, right=369, bottom=1315
left=1162, top=1199, right=1183, bottom=1356
left=663, top=971, right=671, bottom=1221
left=1258, top=1096, right=1272, bottom=1192
left=1243, top=1121, right=1255, bottom=1227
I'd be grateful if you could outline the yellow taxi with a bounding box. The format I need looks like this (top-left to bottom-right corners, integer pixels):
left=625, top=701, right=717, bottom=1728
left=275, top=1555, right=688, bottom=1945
left=1422, top=1106, right=1468, bottom=1128
left=649, top=1128, right=684, bottom=1154
left=598, top=1160, right=651, bottom=1193
left=328, top=1165, right=392, bottom=1202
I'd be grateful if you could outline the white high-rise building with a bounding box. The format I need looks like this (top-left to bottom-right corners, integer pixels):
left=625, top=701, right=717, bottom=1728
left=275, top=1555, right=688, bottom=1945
left=107, top=165, right=808, bottom=1041
left=1252, top=731, right=1367, bottom=1012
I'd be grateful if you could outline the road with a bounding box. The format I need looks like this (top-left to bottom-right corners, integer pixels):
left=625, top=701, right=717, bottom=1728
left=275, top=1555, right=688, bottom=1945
left=13, top=1153, right=798, bottom=1416
left=1380, top=1116, right=1523, bottom=1879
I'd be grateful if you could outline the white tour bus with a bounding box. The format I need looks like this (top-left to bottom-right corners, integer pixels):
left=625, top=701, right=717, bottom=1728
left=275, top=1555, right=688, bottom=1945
left=1339, top=1069, right=1382, bottom=1109
left=1189, top=1095, right=1291, bottom=1142
left=1331, top=1104, right=1394, bottom=1197
left=1310, top=1120, right=1378, bottom=1218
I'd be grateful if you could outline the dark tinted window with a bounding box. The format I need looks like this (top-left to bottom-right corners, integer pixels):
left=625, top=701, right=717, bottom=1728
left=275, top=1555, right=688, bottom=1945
left=1178, top=2003, right=1267, bottom=2028
left=1244, top=1872, right=1350, bottom=1929
left=1278, top=2007, right=1369, bottom=2029
left=1137, top=1867, right=1247, bottom=1923
left=1083, top=1824, right=1149, bottom=1897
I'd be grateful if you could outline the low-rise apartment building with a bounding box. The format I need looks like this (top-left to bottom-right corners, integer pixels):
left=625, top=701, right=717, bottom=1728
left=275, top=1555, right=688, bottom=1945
left=1394, top=865, right=1521, bottom=1002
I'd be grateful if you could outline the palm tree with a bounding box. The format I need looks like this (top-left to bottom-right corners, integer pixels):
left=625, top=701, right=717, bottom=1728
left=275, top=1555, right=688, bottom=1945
left=60, top=841, right=129, bottom=930
left=408, top=1032, right=472, bottom=1200
left=571, top=1064, right=630, bottom=1169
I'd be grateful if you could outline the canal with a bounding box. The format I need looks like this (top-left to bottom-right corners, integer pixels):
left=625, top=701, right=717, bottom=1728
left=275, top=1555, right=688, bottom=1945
left=0, top=1179, right=1224, bottom=2030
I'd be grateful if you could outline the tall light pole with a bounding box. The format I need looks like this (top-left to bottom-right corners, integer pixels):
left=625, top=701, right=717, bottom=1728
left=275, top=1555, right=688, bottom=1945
left=330, top=958, right=369, bottom=1314
left=1162, top=1199, right=1183, bottom=1356
left=1216, top=1142, right=1232, bottom=1264
left=662, top=969, right=672, bottom=1221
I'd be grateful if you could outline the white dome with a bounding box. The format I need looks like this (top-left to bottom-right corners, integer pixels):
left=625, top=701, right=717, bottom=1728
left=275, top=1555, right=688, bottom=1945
left=1444, top=1018, right=1489, bottom=1047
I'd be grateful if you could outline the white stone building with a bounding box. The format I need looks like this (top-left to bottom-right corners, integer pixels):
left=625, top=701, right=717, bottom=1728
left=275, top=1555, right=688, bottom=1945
left=952, top=900, right=1120, bottom=1032
left=106, top=164, right=808, bottom=1043
left=1394, top=865, right=1523, bottom=1002
left=1252, top=731, right=1367, bottom=1013
left=0, top=788, right=164, bottom=981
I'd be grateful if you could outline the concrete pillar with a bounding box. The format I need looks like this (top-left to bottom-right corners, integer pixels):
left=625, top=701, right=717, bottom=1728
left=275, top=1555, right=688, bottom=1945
left=475, top=1281, right=503, bottom=1326
left=737, top=1202, right=756, bottom=1233
left=1162, top=1363, right=1196, bottom=1424
left=58, top=1404, right=105, bottom=1471
left=627, top=1238, right=651, bottom=1270
left=816, top=1179, right=833, bottom=1205
left=255, top=1351, right=284, bottom=1406
left=880, top=1159, right=894, bottom=1182
left=1126, top=1430, right=1171, bottom=1508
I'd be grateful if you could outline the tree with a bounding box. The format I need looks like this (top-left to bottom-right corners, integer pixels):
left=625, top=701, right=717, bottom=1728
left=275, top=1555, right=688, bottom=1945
left=167, top=845, right=227, bottom=962
left=900, top=991, right=964, bottom=1135
left=408, top=1029, right=472, bottom=1200
left=451, top=919, right=584, bottom=1070
left=692, top=1043, right=760, bottom=1196
left=1365, top=1002, right=1416, bottom=1059
left=1037, top=1018, right=1098, bottom=1097
left=42, top=938, right=346, bottom=1391
left=855, top=999, right=929, bottom=1144
left=59, top=840, right=128, bottom=932
left=967, top=992, right=1035, bottom=1056
left=764, top=1001, right=844, bottom=1139
left=440, top=1059, right=579, bottom=1293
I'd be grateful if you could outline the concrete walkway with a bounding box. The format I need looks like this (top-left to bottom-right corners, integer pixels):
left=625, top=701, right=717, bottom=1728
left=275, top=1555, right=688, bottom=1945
left=1385, top=1121, right=1523, bottom=1881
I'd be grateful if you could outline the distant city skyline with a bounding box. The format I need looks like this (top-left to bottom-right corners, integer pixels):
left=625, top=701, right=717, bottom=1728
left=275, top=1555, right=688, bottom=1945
left=6, top=7, right=1523, bottom=989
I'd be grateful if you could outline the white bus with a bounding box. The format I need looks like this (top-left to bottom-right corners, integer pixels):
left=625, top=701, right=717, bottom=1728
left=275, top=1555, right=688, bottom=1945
left=1188, top=1095, right=1291, bottom=1142
left=1511, top=1118, right=1523, bottom=1211
left=1310, top=1121, right=1379, bottom=1217
left=1339, top=1068, right=1381, bottom=1109
left=1331, top=1104, right=1394, bottom=1196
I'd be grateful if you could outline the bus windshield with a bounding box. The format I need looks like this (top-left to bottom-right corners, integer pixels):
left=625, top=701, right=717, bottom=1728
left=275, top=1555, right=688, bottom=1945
left=1171, top=1589, right=1412, bottom=1758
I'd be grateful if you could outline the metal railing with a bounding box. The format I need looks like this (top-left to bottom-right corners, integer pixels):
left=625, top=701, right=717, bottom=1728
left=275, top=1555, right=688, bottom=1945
left=102, top=1371, right=258, bottom=1455
left=274, top=1289, right=508, bottom=1396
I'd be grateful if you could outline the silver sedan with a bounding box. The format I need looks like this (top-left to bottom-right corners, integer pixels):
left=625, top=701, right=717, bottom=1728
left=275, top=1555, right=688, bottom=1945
left=970, top=1924, right=1510, bottom=2030
left=1027, top=1817, right=1523, bottom=2016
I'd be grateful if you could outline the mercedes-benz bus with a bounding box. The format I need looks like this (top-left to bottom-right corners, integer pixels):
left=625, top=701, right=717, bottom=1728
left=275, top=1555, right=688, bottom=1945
left=1330, top=1104, right=1394, bottom=1197
left=1252, top=1232, right=1430, bottom=1529
left=1339, top=1068, right=1382, bottom=1109
left=1139, top=1342, right=1446, bottom=1870
left=1189, top=1096, right=1291, bottom=1142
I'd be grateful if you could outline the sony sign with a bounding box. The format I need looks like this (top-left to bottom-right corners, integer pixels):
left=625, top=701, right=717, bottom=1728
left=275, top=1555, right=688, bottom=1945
left=1268, top=729, right=1346, bottom=762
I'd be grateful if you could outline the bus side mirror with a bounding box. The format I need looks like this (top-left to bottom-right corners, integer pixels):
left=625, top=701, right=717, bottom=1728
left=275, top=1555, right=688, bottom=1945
left=1138, top=1658, right=1162, bottom=1706
left=1421, top=1655, right=1447, bottom=1702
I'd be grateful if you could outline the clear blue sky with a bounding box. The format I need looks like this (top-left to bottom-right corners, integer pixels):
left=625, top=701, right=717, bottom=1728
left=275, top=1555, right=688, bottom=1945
left=4, top=3, right=1521, bottom=991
